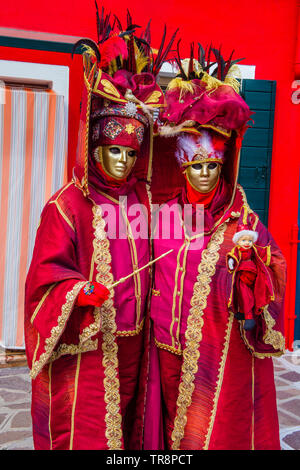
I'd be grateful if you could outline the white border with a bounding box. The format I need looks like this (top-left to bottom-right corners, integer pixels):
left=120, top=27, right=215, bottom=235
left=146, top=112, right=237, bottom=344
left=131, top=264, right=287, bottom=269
left=159, top=61, right=256, bottom=79
left=0, top=60, right=69, bottom=134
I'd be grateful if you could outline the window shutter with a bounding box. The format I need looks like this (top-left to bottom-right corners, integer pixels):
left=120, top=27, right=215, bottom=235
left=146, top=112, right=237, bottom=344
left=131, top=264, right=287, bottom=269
left=238, top=79, right=276, bottom=226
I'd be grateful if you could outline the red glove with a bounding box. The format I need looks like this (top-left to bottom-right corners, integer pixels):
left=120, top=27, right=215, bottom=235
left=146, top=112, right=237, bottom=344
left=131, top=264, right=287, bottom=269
left=77, top=282, right=110, bottom=307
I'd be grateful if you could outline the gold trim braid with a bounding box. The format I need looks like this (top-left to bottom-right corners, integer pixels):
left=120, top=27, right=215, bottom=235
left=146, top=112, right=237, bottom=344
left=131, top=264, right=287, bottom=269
left=30, top=281, right=86, bottom=379
left=262, top=307, right=285, bottom=352
left=171, top=223, right=227, bottom=450
left=92, top=204, right=123, bottom=450
left=239, top=306, right=285, bottom=358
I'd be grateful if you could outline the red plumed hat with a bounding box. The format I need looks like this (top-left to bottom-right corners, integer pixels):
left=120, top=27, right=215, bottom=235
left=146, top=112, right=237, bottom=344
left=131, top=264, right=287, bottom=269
left=72, top=4, right=177, bottom=195
left=159, top=43, right=252, bottom=139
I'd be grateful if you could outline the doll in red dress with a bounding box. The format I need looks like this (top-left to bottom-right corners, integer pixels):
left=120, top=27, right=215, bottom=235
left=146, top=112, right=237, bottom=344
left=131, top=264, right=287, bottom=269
left=227, top=222, right=274, bottom=330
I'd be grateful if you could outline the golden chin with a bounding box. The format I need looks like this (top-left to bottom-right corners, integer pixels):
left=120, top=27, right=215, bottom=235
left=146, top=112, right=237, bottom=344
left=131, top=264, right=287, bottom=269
left=95, top=145, right=137, bottom=180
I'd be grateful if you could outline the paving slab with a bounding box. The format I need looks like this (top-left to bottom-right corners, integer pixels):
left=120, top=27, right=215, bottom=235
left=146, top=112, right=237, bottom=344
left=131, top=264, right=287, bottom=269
left=0, top=352, right=299, bottom=450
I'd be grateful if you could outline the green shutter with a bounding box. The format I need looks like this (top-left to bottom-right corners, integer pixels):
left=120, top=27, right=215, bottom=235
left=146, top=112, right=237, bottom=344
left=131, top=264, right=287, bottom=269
left=238, top=79, right=276, bottom=226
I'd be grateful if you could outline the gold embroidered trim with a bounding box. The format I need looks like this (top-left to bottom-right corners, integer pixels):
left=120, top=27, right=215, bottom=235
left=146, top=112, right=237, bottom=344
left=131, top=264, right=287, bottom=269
left=239, top=307, right=285, bottom=358
left=252, top=245, right=275, bottom=301
left=154, top=338, right=183, bottom=356
left=119, top=202, right=142, bottom=329
left=116, top=319, right=145, bottom=337
left=238, top=186, right=259, bottom=230
left=30, top=281, right=86, bottom=379
left=100, top=79, right=121, bottom=98
left=262, top=307, right=285, bottom=352
left=50, top=338, right=98, bottom=363
left=32, top=333, right=40, bottom=374
left=88, top=188, right=143, bottom=330
left=47, top=288, right=102, bottom=364
left=92, top=204, right=123, bottom=450
left=203, top=312, right=234, bottom=450
left=79, top=307, right=102, bottom=344
left=144, top=90, right=162, bottom=104
left=171, top=223, right=227, bottom=450
left=48, top=284, right=101, bottom=363
left=266, top=245, right=271, bottom=266
left=170, top=243, right=187, bottom=347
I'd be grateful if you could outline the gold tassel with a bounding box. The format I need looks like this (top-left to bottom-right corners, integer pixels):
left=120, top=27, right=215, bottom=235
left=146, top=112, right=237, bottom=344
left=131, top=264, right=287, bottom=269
left=200, top=72, right=224, bottom=92
left=224, top=64, right=242, bottom=93
left=167, top=77, right=197, bottom=102
left=242, top=204, right=248, bottom=225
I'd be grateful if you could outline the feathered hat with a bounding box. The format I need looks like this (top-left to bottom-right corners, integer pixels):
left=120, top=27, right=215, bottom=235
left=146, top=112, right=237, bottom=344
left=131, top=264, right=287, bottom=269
left=174, top=129, right=227, bottom=168
left=156, top=42, right=252, bottom=202
left=159, top=42, right=252, bottom=138
left=73, top=3, right=178, bottom=195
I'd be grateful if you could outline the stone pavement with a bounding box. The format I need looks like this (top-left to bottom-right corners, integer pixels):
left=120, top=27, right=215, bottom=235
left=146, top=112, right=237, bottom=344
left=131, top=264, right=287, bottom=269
left=0, top=352, right=299, bottom=450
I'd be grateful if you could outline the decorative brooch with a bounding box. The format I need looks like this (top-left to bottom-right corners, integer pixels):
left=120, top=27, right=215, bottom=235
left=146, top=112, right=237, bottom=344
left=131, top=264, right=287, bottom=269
left=83, top=282, right=95, bottom=296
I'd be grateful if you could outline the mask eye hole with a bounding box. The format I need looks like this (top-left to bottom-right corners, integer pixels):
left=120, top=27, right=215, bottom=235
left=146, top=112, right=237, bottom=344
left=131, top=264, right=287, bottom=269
left=191, top=163, right=202, bottom=170
left=109, top=147, right=121, bottom=155
left=128, top=150, right=137, bottom=158
left=208, top=162, right=217, bottom=170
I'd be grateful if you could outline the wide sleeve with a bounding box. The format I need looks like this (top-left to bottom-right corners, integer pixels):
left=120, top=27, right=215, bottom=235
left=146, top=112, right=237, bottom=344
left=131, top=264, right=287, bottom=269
left=24, top=199, right=98, bottom=379
left=240, top=220, right=286, bottom=357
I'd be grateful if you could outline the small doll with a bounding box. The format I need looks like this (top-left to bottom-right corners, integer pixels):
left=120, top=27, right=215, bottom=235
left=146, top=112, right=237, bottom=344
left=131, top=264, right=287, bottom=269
left=226, top=224, right=274, bottom=331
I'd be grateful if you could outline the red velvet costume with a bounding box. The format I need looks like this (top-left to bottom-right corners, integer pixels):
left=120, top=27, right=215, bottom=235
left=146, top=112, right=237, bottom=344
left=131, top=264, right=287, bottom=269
left=145, top=46, right=286, bottom=450
left=25, top=175, right=150, bottom=450
left=24, top=13, right=173, bottom=450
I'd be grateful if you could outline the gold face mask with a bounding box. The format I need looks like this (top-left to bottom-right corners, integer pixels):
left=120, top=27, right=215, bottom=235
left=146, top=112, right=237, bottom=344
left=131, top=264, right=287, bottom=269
left=185, top=161, right=221, bottom=193
left=95, top=145, right=137, bottom=180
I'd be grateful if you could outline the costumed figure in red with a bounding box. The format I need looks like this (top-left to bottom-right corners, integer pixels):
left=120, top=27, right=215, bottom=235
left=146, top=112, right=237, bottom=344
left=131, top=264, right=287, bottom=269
left=24, top=7, right=176, bottom=450
left=145, top=45, right=287, bottom=450
left=226, top=216, right=275, bottom=331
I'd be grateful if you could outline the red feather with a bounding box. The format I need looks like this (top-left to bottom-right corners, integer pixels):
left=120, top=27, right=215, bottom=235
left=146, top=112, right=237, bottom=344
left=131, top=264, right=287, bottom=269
left=211, top=134, right=227, bottom=151
left=99, top=36, right=128, bottom=69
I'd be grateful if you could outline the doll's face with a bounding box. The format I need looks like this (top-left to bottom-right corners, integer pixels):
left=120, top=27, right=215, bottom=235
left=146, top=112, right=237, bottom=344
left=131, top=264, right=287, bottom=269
left=186, top=161, right=221, bottom=193
left=237, top=235, right=254, bottom=249
left=96, top=145, right=137, bottom=180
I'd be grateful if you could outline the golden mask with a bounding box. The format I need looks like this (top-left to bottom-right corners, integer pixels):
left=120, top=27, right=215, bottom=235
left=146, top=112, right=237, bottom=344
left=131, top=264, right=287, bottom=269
left=95, top=145, right=137, bottom=180
left=185, top=161, right=221, bottom=193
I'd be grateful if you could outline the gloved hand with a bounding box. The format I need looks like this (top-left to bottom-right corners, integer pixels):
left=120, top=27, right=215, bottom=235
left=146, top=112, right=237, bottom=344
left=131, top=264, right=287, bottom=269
left=77, top=282, right=110, bottom=307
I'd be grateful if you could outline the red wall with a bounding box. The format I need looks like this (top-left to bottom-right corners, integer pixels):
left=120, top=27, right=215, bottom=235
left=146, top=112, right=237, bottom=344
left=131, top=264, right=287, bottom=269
left=1, top=0, right=300, bottom=347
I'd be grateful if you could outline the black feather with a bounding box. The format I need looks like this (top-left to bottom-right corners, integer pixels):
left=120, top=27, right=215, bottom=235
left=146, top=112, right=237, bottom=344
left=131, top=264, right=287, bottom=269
left=174, top=39, right=187, bottom=79
left=198, top=43, right=206, bottom=69
left=188, top=42, right=194, bottom=76
left=113, top=14, right=123, bottom=31
left=152, top=27, right=178, bottom=75
left=72, top=38, right=100, bottom=63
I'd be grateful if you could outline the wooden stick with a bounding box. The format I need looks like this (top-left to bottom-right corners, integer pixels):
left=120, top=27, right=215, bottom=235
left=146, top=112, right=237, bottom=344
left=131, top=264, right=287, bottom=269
left=108, top=249, right=173, bottom=289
